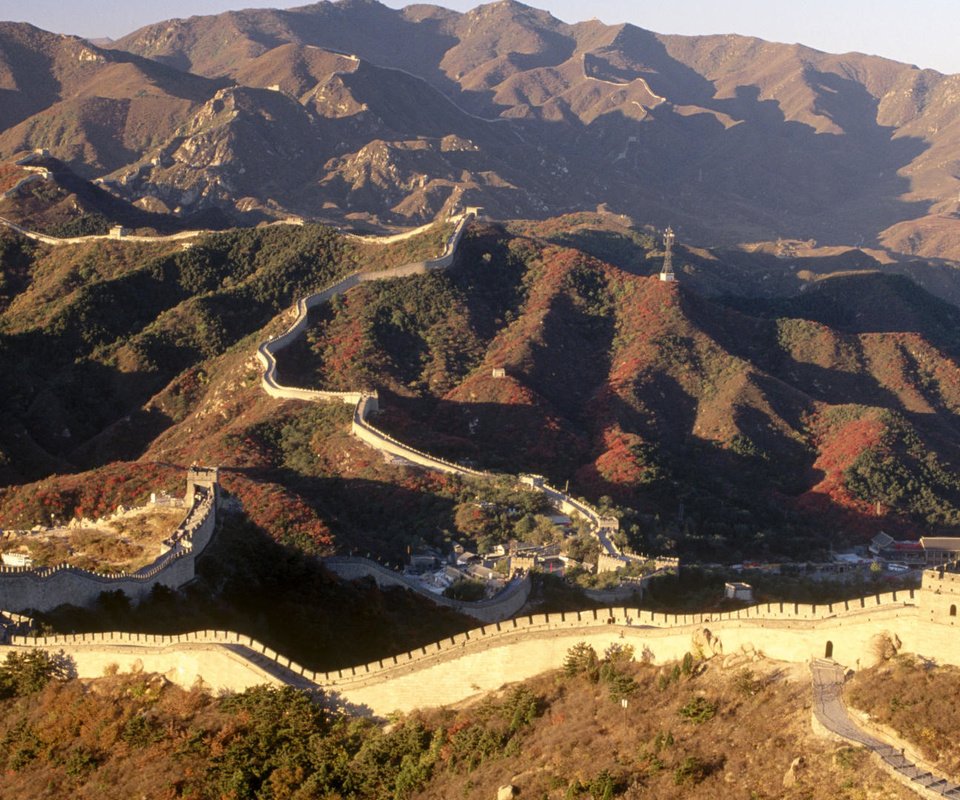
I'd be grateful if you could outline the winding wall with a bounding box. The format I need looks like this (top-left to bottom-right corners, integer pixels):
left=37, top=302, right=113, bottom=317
left=8, top=588, right=959, bottom=716
left=255, top=212, right=662, bottom=570
left=1, top=210, right=955, bottom=729
left=0, top=473, right=219, bottom=613
left=0, top=214, right=209, bottom=246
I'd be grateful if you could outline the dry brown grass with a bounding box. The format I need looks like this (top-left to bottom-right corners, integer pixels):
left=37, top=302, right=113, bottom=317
left=411, top=656, right=912, bottom=800
left=0, top=654, right=918, bottom=800
left=0, top=670, right=220, bottom=800
left=0, top=508, right=184, bottom=572
left=848, top=655, right=960, bottom=780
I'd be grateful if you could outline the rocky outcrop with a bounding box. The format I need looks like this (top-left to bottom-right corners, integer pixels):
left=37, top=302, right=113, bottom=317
left=692, top=627, right=723, bottom=659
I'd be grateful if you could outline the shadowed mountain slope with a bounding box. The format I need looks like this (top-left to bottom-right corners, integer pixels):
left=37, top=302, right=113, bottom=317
left=276, top=221, right=960, bottom=560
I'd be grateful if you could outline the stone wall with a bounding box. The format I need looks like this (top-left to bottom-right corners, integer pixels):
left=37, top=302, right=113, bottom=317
left=330, top=603, right=929, bottom=715
left=350, top=407, right=488, bottom=477
left=2, top=172, right=47, bottom=199
left=10, top=588, right=960, bottom=716
left=919, top=565, right=960, bottom=624
left=0, top=477, right=218, bottom=614
left=256, top=271, right=365, bottom=404
left=0, top=213, right=209, bottom=247
left=256, top=210, right=497, bottom=483
left=254, top=213, right=677, bottom=582
left=256, top=212, right=469, bottom=407
left=323, top=557, right=531, bottom=622
left=2, top=629, right=298, bottom=694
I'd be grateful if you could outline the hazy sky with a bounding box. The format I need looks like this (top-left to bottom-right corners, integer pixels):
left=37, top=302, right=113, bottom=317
left=2, top=0, right=957, bottom=74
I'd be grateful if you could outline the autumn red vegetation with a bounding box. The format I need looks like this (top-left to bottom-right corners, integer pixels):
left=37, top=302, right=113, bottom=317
left=0, top=462, right=182, bottom=529
left=275, top=222, right=960, bottom=559
left=4, top=217, right=960, bottom=566
left=798, top=408, right=886, bottom=514
left=0, top=163, right=29, bottom=194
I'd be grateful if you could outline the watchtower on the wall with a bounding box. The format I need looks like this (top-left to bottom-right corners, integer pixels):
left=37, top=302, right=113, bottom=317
left=185, top=466, right=221, bottom=509
left=921, top=561, right=960, bottom=625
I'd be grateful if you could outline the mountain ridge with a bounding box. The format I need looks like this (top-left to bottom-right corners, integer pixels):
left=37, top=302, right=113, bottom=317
left=0, top=1, right=955, bottom=256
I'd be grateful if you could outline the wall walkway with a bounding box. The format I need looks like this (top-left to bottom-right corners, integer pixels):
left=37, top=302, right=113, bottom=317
left=6, top=589, right=955, bottom=717
left=811, top=658, right=960, bottom=798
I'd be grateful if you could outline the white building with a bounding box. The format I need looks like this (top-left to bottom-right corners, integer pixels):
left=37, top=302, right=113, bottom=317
left=724, top=581, right=754, bottom=602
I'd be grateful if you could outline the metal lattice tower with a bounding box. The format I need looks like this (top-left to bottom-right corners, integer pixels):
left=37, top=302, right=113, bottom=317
left=660, top=226, right=676, bottom=282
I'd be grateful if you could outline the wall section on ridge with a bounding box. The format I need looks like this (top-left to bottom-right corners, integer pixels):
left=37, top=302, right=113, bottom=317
left=323, top=557, right=531, bottom=622
left=8, top=588, right=955, bottom=717
left=0, top=477, right=218, bottom=613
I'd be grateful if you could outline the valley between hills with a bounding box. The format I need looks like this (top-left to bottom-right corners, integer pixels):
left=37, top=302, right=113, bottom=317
left=1, top=1, right=960, bottom=797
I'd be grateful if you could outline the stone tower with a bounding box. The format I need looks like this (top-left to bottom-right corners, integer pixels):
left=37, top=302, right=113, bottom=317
left=185, top=465, right=221, bottom=509
left=659, top=227, right=676, bottom=282
left=920, top=561, right=960, bottom=626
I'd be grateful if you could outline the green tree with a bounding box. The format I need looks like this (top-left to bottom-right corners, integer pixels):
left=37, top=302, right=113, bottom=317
left=205, top=685, right=326, bottom=799
left=0, top=650, right=70, bottom=698
left=564, top=643, right=599, bottom=680
left=679, top=696, right=717, bottom=724
left=674, top=756, right=708, bottom=785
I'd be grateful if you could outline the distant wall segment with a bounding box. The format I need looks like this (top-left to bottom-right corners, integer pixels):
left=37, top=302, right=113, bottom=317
left=323, top=557, right=531, bottom=622
left=254, top=213, right=669, bottom=573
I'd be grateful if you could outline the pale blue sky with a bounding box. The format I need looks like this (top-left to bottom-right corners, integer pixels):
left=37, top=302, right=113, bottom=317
left=2, top=0, right=956, bottom=74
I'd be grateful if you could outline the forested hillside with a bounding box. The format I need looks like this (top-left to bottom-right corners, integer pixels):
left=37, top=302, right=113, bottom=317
left=4, top=216, right=960, bottom=566
left=0, top=646, right=912, bottom=799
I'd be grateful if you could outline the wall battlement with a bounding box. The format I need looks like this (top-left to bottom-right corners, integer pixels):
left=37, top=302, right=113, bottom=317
left=6, top=589, right=918, bottom=679
left=5, top=586, right=948, bottom=715
left=0, top=471, right=220, bottom=613
left=920, top=563, right=960, bottom=625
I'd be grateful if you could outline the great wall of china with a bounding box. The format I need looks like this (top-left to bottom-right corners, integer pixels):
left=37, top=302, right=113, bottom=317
left=7, top=207, right=960, bottom=788
left=3, top=573, right=960, bottom=721
left=0, top=211, right=620, bottom=620
left=255, top=209, right=675, bottom=573
left=322, top=557, right=533, bottom=623
left=0, top=468, right=220, bottom=612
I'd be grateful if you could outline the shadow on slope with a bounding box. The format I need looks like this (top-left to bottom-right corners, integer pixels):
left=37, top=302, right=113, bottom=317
left=36, top=510, right=473, bottom=672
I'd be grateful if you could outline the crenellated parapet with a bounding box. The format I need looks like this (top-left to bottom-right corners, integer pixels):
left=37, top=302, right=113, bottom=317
left=919, top=560, right=960, bottom=625
left=5, top=587, right=946, bottom=715
left=0, top=468, right=220, bottom=613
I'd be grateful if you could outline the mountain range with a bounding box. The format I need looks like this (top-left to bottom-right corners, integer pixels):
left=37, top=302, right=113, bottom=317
left=2, top=2, right=960, bottom=562
left=0, top=0, right=958, bottom=258
left=3, top=212, right=960, bottom=564
left=1, top=7, right=959, bottom=795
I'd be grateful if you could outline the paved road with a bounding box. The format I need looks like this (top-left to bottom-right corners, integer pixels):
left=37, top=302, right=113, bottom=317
left=810, top=659, right=960, bottom=798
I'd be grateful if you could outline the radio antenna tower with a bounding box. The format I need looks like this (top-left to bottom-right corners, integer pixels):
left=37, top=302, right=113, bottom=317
left=659, top=226, right=676, bottom=282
